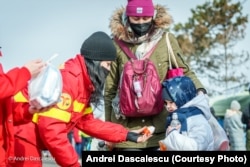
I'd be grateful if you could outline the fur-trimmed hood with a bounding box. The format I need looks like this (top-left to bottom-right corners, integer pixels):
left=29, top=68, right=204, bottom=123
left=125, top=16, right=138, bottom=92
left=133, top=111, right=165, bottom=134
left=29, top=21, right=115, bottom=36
left=109, top=4, right=173, bottom=42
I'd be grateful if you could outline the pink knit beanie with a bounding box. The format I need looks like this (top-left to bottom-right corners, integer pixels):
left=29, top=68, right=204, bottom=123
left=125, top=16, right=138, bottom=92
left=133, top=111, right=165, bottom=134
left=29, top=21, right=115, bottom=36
left=126, top=0, right=154, bottom=17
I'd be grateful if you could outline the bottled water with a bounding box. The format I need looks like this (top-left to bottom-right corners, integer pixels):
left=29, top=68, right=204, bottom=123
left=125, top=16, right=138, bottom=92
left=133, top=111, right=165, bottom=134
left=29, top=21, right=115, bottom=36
left=170, top=112, right=181, bottom=127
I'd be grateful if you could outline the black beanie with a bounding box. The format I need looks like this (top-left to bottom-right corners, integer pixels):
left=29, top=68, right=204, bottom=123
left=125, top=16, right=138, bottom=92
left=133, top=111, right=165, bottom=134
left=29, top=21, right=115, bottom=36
left=80, top=31, right=116, bottom=61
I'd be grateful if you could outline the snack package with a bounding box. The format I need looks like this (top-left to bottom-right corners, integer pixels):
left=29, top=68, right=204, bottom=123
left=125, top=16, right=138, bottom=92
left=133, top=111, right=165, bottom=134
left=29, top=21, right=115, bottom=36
left=28, top=54, right=62, bottom=109
left=142, top=126, right=155, bottom=136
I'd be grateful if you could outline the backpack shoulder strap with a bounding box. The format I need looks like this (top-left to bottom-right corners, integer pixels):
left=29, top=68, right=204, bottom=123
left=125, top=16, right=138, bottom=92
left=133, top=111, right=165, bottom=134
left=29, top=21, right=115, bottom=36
left=114, top=37, right=137, bottom=59
left=114, top=37, right=158, bottom=60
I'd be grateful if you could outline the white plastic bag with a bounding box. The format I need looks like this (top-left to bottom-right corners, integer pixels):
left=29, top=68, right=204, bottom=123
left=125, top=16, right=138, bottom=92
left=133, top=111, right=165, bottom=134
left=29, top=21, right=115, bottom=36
left=208, top=115, right=230, bottom=151
left=28, top=54, right=62, bottom=109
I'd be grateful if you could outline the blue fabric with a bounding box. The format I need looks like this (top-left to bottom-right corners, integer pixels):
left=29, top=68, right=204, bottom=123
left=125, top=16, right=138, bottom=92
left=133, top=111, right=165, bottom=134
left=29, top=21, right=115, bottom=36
left=162, top=76, right=196, bottom=108
left=75, top=143, right=83, bottom=158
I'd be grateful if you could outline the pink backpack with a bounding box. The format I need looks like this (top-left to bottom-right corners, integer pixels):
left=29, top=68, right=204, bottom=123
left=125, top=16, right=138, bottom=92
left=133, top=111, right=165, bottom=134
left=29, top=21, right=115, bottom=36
left=114, top=38, right=164, bottom=117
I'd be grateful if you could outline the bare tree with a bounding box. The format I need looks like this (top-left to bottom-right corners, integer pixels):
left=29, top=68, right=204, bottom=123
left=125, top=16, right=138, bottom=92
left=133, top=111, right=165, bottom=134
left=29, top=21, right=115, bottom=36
left=172, top=0, right=249, bottom=95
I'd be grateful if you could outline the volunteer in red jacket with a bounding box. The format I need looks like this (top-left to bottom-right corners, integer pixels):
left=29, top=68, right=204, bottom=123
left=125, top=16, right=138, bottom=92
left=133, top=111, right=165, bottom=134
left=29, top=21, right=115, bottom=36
left=12, top=31, right=152, bottom=167
left=0, top=46, right=45, bottom=166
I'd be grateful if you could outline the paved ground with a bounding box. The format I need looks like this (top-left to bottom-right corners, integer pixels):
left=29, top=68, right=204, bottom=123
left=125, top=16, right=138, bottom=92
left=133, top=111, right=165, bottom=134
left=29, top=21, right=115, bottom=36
left=42, top=159, right=58, bottom=167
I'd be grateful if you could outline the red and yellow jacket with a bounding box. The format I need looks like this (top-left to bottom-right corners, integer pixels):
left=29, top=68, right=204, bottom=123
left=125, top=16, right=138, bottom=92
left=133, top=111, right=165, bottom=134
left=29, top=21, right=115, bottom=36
left=14, top=55, right=128, bottom=167
left=0, top=64, right=32, bottom=166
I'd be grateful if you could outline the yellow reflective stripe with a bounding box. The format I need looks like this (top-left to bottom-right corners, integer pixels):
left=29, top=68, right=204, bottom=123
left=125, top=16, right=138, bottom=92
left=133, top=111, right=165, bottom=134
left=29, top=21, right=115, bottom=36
left=32, top=100, right=92, bottom=123
left=14, top=91, right=28, bottom=102
left=73, top=100, right=85, bottom=113
left=83, top=107, right=92, bottom=115
left=32, top=108, right=71, bottom=123
left=72, top=100, right=92, bottom=115
left=32, top=113, right=39, bottom=123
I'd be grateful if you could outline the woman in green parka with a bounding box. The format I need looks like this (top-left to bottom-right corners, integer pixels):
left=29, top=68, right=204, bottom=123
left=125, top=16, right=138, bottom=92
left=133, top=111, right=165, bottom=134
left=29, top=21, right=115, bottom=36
left=104, top=0, right=206, bottom=151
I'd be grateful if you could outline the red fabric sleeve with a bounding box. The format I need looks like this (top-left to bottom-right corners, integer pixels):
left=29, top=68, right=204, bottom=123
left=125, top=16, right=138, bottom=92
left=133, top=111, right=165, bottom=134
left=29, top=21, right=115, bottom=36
left=0, top=66, right=31, bottom=99
left=12, top=102, right=33, bottom=125
left=76, top=113, right=128, bottom=142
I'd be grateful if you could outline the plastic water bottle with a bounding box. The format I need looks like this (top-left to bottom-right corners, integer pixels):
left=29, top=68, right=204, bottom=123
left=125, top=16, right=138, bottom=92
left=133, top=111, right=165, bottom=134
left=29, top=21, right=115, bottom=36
left=170, top=112, right=181, bottom=127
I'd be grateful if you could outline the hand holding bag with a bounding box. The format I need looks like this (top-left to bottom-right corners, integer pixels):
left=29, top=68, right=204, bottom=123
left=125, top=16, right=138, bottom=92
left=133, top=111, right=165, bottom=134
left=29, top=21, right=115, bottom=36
left=166, top=32, right=184, bottom=79
left=28, top=54, right=62, bottom=109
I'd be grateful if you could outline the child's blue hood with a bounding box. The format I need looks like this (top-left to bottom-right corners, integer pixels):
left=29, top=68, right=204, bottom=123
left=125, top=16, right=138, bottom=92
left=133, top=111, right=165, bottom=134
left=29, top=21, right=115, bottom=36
left=162, top=76, right=196, bottom=108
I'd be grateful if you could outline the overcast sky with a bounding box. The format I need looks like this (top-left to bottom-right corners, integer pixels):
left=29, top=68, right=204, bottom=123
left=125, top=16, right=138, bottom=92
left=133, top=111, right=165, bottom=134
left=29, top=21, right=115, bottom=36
left=1, top=0, right=249, bottom=91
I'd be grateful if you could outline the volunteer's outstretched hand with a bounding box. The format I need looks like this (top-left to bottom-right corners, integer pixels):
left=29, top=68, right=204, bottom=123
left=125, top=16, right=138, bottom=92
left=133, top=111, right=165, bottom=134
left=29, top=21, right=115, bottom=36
left=131, top=126, right=153, bottom=142
left=24, top=59, right=45, bottom=78
left=126, top=126, right=153, bottom=143
left=104, top=126, right=153, bottom=150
